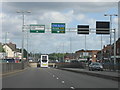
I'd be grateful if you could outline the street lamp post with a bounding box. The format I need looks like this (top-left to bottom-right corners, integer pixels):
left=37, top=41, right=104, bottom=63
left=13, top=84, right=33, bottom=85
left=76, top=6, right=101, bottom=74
left=4, top=32, right=9, bottom=59
left=104, top=14, right=118, bottom=70
left=24, top=25, right=30, bottom=62
left=113, top=29, right=116, bottom=65
left=16, top=10, right=31, bottom=69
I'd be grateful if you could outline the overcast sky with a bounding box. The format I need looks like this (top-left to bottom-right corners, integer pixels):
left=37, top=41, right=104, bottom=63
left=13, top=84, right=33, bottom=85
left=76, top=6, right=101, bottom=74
left=1, top=1, right=119, bottom=54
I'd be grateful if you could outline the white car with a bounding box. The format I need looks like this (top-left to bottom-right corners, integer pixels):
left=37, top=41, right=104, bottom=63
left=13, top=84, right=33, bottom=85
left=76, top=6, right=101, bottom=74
left=89, top=62, right=103, bottom=71
left=29, top=60, right=33, bottom=62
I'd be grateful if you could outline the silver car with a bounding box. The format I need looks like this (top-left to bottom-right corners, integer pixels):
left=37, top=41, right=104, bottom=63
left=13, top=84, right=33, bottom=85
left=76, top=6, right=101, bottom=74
left=89, top=62, right=103, bottom=71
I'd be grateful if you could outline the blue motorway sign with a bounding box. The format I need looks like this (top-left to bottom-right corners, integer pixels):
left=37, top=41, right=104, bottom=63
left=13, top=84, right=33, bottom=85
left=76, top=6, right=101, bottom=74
left=51, top=23, right=65, bottom=33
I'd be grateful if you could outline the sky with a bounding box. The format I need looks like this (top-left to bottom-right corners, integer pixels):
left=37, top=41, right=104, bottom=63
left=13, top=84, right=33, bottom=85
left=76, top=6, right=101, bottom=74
left=0, top=0, right=119, bottom=54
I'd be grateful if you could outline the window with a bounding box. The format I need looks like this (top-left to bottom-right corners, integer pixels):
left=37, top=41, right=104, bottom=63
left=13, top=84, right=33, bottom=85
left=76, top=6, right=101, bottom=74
left=42, top=60, right=47, bottom=62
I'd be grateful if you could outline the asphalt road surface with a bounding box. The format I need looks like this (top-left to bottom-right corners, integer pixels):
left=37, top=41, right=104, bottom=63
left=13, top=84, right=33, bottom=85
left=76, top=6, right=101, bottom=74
left=2, top=67, right=119, bottom=89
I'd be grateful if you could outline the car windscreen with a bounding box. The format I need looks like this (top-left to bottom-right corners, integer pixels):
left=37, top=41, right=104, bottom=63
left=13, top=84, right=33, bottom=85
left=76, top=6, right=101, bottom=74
left=92, top=63, right=101, bottom=65
left=42, top=60, right=47, bottom=62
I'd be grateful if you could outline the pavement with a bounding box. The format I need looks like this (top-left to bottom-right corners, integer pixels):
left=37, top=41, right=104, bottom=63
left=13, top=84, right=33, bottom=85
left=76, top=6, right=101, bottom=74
left=58, top=68, right=120, bottom=82
left=2, top=67, right=119, bottom=88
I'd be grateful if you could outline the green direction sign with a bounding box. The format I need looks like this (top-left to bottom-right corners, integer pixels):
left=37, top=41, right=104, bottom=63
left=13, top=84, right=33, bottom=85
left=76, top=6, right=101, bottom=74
left=51, top=23, right=65, bottom=33
left=30, top=24, right=45, bottom=33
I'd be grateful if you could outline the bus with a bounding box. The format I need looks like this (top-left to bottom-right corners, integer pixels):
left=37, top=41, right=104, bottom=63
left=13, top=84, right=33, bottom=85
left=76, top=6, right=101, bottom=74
left=40, top=55, right=49, bottom=68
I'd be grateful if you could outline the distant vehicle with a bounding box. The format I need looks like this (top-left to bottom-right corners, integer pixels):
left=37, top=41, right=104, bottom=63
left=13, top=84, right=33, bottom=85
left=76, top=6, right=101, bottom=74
left=29, top=59, right=33, bottom=62
left=88, top=62, right=103, bottom=71
left=40, top=55, right=49, bottom=68
left=4, top=58, right=15, bottom=63
left=70, top=60, right=79, bottom=63
left=0, top=59, right=7, bottom=63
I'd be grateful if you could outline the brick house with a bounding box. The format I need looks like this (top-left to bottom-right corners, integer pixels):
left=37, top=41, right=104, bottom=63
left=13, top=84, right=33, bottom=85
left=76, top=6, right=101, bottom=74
left=97, top=38, right=120, bottom=63
left=75, top=50, right=100, bottom=62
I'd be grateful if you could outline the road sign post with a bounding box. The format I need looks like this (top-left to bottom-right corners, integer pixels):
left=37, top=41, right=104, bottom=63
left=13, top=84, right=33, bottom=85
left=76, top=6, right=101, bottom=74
left=77, top=25, right=89, bottom=58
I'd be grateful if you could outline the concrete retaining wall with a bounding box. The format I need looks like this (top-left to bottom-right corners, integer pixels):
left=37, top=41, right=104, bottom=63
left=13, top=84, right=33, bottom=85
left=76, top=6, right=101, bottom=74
left=1, top=61, right=29, bottom=74
left=2, top=63, right=22, bottom=74
left=29, top=62, right=37, bottom=67
left=55, top=62, right=86, bottom=69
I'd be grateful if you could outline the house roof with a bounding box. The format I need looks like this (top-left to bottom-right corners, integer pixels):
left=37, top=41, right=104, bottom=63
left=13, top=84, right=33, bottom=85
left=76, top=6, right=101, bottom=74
left=75, top=50, right=100, bottom=53
left=5, top=42, right=16, bottom=51
left=64, top=53, right=78, bottom=59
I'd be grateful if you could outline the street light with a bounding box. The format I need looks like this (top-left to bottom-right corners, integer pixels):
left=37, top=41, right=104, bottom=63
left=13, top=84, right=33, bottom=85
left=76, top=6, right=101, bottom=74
left=16, top=10, right=31, bottom=68
left=104, top=14, right=118, bottom=70
left=4, top=32, right=9, bottom=59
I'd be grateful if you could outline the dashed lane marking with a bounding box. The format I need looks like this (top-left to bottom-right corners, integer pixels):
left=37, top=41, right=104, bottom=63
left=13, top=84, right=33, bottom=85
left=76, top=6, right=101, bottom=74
left=70, top=87, right=75, bottom=89
left=53, top=75, right=55, bottom=77
left=62, top=81, right=65, bottom=84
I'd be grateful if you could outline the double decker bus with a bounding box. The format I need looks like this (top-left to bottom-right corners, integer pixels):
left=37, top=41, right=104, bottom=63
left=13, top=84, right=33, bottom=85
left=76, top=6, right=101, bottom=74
left=40, top=55, right=49, bottom=68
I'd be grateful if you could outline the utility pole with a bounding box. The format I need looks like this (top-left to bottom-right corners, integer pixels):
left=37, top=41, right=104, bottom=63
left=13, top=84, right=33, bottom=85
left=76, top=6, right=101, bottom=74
left=4, top=32, right=9, bottom=59
left=101, top=34, right=103, bottom=61
left=104, top=14, right=118, bottom=70
left=113, top=29, right=116, bottom=70
left=62, top=43, right=64, bottom=62
left=16, top=10, right=31, bottom=69
left=26, top=25, right=29, bottom=62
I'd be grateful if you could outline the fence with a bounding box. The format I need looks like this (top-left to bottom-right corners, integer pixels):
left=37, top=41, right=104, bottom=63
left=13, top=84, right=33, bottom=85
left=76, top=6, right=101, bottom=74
left=54, top=62, right=120, bottom=71
left=55, top=62, right=86, bottom=69
left=1, top=61, right=29, bottom=74
left=102, top=63, right=120, bottom=71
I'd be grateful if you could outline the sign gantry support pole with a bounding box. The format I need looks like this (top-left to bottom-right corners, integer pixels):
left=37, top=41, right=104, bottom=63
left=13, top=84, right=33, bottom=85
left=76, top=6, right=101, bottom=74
left=84, top=34, right=87, bottom=58
left=113, top=28, right=116, bottom=70
left=101, top=34, right=103, bottom=61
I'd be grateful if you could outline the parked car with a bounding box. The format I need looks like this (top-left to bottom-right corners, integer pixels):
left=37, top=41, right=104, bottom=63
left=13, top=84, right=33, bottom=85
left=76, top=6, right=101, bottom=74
left=29, top=59, right=33, bottom=62
left=37, top=63, right=40, bottom=67
left=0, top=60, right=7, bottom=63
left=89, top=62, right=103, bottom=71
left=70, top=60, right=79, bottom=63
left=4, top=58, right=15, bottom=63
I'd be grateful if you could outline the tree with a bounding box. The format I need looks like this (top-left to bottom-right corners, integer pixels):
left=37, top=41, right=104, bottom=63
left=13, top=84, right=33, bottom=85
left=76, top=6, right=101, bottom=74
left=0, top=44, right=5, bottom=52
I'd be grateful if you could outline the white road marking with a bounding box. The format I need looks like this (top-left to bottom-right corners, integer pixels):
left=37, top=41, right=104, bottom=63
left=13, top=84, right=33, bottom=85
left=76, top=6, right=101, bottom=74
left=53, top=75, right=55, bottom=77
left=70, top=87, right=75, bottom=89
left=62, top=81, right=65, bottom=83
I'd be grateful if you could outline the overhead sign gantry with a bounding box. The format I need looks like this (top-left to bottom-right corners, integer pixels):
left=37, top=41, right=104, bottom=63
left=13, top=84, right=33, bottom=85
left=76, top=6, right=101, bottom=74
left=30, top=24, right=45, bottom=33
left=51, top=23, right=65, bottom=33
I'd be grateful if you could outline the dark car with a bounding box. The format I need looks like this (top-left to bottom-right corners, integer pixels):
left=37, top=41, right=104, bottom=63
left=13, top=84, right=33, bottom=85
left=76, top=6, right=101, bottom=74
left=37, top=61, right=40, bottom=67
left=89, top=62, right=103, bottom=71
left=37, top=63, right=40, bottom=67
left=70, top=60, right=79, bottom=63
left=4, top=58, right=15, bottom=63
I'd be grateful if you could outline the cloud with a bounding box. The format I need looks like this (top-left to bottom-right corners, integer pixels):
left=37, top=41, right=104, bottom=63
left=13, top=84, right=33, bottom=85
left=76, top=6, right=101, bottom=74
left=75, top=14, right=85, bottom=21
left=2, top=2, right=118, bottom=14
left=1, top=0, right=120, bottom=2
left=39, top=11, right=72, bottom=24
left=113, top=17, right=118, bottom=25
left=1, top=2, right=118, bottom=53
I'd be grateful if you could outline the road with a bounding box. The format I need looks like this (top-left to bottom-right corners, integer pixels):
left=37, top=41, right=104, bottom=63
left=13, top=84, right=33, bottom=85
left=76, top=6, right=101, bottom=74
left=2, top=67, right=119, bottom=89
